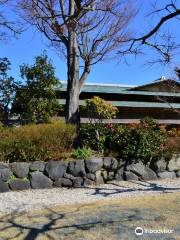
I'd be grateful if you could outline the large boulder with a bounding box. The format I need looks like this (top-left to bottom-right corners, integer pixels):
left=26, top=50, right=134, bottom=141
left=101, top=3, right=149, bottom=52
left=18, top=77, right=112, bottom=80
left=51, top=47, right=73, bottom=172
left=125, top=171, right=139, bottom=181
left=115, top=167, right=124, bottom=181
left=9, top=179, right=30, bottom=191
left=167, top=155, right=180, bottom=172
left=30, top=161, right=45, bottom=172
left=10, top=162, right=29, bottom=178
left=0, top=162, right=9, bottom=169
left=126, top=162, right=146, bottom=177
left=157, top=171, right=176, bottom=179
left=54, top=178, right=72, bottom=188
left=150, top=158, right=167, bottom=173
left=0, top=168, right=13, bottom=181
left=103, top=157, right=118, bottom=170
left=84, top=178, right=94, bottom=186
left=45, top=161, right=67, bottom=180
left=86, top=173, right=96, bottom=181
left=141, top=167, right=158, bottom=181
left=0, top=180, right=9, bottom=192
left=73, top=177, right=84, bottom=188
left=85, top=158, right=103, bottom=173
left=68, top=160, right=86, bottom=177
left=30, top=172, right=53, bottom=189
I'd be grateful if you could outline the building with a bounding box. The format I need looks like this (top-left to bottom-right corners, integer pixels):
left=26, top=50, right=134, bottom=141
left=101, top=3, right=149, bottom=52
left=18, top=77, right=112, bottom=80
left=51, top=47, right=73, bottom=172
left=60, top=78, right=180, bottom=125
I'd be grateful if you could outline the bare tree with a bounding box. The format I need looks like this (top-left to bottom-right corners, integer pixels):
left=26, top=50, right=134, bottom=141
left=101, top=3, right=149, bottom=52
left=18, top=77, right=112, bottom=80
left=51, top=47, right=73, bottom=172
left=0, top=0, right=21, bottom=40
left=18, top=0, right=135, bottom=126
left=119, top=1, right=180, bottom=64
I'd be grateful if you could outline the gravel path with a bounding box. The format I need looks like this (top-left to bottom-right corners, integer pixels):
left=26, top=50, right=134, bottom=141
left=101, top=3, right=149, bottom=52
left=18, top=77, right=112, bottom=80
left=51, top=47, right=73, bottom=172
left=0, top=179, right=180, bottom=214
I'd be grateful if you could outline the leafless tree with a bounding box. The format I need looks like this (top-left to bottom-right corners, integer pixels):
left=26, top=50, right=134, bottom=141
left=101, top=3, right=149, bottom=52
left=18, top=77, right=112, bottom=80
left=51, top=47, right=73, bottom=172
left=18, top=0, right=136, bottom=126
left=119, top=0, right=180, bottom=65
left=0, top=0, right=21, bottom=40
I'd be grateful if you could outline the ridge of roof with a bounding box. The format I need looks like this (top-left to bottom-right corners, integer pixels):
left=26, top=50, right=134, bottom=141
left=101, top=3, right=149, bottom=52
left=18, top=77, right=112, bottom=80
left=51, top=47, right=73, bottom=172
left=61, top=81, right=136, bottom=88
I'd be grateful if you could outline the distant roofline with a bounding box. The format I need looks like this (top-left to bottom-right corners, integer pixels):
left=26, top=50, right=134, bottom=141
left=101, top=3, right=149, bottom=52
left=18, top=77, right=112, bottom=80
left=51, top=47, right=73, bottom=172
left=61, top=81, right=136, bottom=88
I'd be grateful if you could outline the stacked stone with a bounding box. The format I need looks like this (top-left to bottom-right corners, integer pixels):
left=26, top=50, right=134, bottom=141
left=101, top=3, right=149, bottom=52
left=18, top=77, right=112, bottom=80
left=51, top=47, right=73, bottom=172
left=0, top=155, right=179, bottom=192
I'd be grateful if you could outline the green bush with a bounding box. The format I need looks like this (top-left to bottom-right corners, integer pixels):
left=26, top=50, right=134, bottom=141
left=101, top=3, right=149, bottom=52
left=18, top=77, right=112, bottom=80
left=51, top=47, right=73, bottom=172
left=110, top=118, right=167, bottom=164
left=72, top=147, right=92, bottom=160
left=80, top=118, right=168, bottom=165
left=0, top=121, right=76, bottom=162
left=80, top=123, right=110, bottom=153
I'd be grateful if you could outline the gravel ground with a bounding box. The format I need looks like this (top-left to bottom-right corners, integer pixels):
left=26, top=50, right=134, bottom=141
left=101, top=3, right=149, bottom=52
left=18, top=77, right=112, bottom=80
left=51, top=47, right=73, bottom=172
left=0, top=179, right=180, bottom=214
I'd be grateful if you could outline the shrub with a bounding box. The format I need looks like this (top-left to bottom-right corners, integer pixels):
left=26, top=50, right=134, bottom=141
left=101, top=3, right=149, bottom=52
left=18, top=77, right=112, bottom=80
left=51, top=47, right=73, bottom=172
left=80, top=117, right=168, bottom=165
left=110, top=117, right=167, bottom=165
left=0, top=121, right=76, bottom=162
left=80, top=123, right=110, bottom=153
left=84, top=96, right=118, bottom=123
left=72, top=147, right=92, bottom=160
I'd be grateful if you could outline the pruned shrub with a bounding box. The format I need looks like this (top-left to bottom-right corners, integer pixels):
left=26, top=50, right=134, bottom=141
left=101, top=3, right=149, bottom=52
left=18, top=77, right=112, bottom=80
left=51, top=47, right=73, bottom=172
left=0, top=121, right=76, bottom=162
left=80, top=117, right=168, bottom=165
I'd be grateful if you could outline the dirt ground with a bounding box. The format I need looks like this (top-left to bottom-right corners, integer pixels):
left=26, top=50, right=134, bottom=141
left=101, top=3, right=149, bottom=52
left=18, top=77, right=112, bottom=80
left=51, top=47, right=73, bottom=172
left=0, top=192, right=179, bottom=240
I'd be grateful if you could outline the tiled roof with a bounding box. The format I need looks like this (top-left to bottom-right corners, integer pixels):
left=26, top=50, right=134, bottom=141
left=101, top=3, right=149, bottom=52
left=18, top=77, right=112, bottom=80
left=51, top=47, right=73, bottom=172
left=58, top=99, right=180, bottom=109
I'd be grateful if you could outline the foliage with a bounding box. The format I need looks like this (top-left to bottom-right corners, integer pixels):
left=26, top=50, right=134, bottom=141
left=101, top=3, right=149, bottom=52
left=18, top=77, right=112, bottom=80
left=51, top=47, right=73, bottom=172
left=12, top=53, right=61, bottom=123
left=72, top=147, right=92, bottom=160
left=84, top=96, right=118, bottom=123
left=110, top=117, right=167, bottom=164
left=0, top=57, right=20, bottom=123
left=80, top=123, right=110, bottom=153
left=80, top=117, right=168, bottom=165
left=0, top=121, right=76, bottom=162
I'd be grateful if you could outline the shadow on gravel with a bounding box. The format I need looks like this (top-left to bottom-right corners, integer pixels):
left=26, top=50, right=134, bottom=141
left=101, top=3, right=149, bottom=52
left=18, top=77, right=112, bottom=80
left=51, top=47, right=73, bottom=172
left=0, top=192, right=180, bottom=240
left=84, top=180, right=180, bottom=197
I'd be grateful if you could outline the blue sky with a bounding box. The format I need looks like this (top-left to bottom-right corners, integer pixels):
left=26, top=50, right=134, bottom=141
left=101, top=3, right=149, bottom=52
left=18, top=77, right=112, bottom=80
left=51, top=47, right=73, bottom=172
left=0, top=0, right=179, bottom=86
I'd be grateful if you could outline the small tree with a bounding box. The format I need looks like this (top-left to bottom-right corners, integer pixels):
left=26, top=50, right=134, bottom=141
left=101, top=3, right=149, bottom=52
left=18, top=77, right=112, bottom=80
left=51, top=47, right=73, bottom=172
left=85, top=96, right=118, bottom=123
left=13, top=54, right=61, bottom=123
left=81, top=96, right=118, bottom=153
left=0, top=57, right=19, bottom=124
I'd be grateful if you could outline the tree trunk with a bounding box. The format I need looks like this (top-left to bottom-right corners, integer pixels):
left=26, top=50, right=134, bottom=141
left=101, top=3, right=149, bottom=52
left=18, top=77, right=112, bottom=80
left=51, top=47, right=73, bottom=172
left=65, top=8, right=80, bottom=126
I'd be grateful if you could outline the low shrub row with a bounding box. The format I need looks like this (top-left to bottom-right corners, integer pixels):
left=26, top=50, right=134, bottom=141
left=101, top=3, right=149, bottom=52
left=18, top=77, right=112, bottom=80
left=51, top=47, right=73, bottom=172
left=0, top=121, right=76, bottom=162
left=80, top=117, right=170, bottom=165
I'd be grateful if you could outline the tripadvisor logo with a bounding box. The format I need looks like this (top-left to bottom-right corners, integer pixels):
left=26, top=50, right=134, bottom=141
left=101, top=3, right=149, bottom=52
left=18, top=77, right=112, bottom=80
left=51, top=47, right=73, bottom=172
left=135, top=227, right=144, bottom=236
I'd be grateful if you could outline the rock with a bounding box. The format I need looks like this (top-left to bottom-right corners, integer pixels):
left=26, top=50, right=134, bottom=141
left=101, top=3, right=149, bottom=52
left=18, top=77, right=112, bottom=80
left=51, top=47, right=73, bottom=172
left=45, top=161, right=67, bottom=180
left=9, top=178, right=30, bottom=191
left=103, top=157, right=118, bottom=170
left=86, top=173, right=96, bottom=181
left=30, top=172, right=53, bottom=189
left=167, top=155, right=180, bottom=171
left=0, top=180, right=9, bottom=192
left=115, top=168, right=124, bottom=181
left=125, top=171, right=139, bottom=181
left=176, top=170, right=180, bottom=177
left=73, top=177, right=84, bottom=188
left=0, top=168, right=13, bottom=181
left=141, top=167, right=158, bottom=181
left=84, top=178, right=94, bottom=186
left=0, top=162, right=9, bottom=169
left=85, top=158, right=103, bottom=173
left=30, top=161, right=45, bottom=172
left=63, top=173, right=76, bottom=180
left=95, top=171, right=104, bottom=185
left=54, top=178, right=72, bottom=188
left=150, top=158, right=167, bottom=173
left=10, top=162, right=29, bottom=178
left=157, top=171, right=176, bottom=179
left=126, top=162, right=146, bottom=177
left=68, top=160, right=86, bottom=177
left=101, top=170, right=108, bottom=182
left=107, top=171, right=115, bottom=181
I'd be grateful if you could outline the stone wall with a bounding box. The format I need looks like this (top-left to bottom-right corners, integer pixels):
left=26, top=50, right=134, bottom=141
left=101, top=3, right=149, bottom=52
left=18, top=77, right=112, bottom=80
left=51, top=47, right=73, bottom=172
left=0, top=156, right=179, bottom=192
